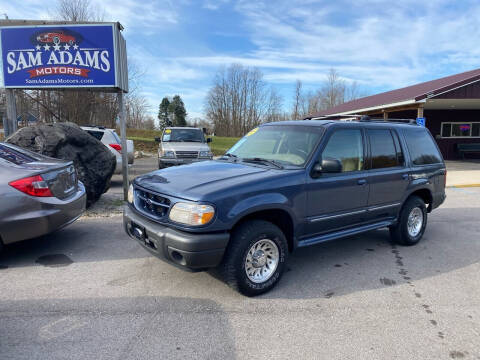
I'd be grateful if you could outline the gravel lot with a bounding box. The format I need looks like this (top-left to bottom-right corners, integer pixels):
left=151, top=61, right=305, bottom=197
left=1, top=158, right=479, bottom=360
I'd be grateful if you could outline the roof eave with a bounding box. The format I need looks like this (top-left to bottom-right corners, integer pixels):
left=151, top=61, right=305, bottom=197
left=308, top=99, right=422, bottom=119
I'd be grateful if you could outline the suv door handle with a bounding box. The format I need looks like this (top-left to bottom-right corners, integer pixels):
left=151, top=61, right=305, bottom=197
left=402, top=174, right=409, bottom=180
left=357, top=179, right=367, bottom=185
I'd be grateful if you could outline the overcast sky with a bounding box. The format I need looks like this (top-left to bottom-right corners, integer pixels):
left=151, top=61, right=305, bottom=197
left=3, top=0, right=480, bottom=120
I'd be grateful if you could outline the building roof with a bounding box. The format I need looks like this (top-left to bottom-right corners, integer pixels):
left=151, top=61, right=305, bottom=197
left=305, top=68, right=480, bottom=118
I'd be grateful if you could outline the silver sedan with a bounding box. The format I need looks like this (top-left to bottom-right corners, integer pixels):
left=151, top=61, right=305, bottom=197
left=0, top=143, right=86, bottom=250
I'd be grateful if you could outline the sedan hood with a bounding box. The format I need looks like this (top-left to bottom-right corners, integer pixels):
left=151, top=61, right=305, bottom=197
left=134, top=160, right=270, bottom=200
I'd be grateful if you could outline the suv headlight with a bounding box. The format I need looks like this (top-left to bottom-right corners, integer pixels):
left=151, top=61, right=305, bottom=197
left=169, top=202, right=215, bottom=226
left=199, top=151, right=213, bottom=158
left=161, top=150, right=175, bottom=158
left=128, top=184, right=134, bottom=203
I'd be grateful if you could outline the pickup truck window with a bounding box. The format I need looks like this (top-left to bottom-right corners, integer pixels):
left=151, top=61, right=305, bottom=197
left=321, top=129, right=364, bottom=172
left=227, top=125, right=322, bottom=166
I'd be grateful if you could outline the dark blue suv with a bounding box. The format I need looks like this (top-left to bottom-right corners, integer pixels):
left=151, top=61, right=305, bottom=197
left=124, top=119, right=446, bottom=296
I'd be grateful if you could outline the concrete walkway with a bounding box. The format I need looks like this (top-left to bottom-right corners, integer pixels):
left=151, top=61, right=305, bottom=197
left=445, top=160, right=480, bottom=187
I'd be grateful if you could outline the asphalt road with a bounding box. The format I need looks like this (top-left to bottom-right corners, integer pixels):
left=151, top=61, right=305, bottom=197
left=1, top=160, right=479, bottom=359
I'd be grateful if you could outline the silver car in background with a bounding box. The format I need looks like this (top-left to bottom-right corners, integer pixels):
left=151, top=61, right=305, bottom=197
left=81, top=126, right=134, bottom=174
left=0, top=143, right=86, bottom=250
left=155, top=127, right=213, bottom=169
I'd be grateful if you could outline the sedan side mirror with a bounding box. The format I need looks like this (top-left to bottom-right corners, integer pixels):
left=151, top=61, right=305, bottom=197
left=311, top=158, right=343, bottom=178
left=207, top=138, right=212, bottom=143
left=154, top=137, right=161, bottom=143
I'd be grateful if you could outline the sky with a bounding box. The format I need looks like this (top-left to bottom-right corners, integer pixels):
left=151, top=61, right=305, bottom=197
left=3, top=0, right=480, bottom=121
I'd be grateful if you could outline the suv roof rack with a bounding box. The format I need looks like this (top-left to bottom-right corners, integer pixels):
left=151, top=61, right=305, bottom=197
left=313, top=114, right=417, bottom=125
left=359, top=115, right=417, bottom=124
left=84, top=125, right=106, bottom=130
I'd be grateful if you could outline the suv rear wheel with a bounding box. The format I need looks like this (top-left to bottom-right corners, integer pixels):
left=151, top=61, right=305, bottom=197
left=219, top=220, right=288, bottom=296
left=390, top=196, right=427, bottom=246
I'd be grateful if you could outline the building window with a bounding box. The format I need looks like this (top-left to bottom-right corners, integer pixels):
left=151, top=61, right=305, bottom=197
left=441, top=122, right=480, bottom=138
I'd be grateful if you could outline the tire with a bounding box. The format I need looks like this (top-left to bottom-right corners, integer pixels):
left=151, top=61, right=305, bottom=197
left=219, top=220, right=288, bottom=296
left=158, top=161, right=165, bottom=169
left=390, top=196, right=427, bottom=246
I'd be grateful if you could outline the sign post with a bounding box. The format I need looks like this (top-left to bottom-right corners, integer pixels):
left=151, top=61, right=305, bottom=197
left=5, top=89, right=17, bottom=137
left=416, top=117, right=426, bottom=127
left=118, top=90, right=129, bottom=200
left=0, top=21, right=129, bottom=199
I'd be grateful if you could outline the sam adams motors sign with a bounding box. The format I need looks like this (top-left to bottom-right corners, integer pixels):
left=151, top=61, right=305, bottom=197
left=0, top=23, right=128, bottom=91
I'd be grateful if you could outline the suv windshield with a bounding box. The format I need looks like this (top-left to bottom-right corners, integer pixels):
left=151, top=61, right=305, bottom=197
left=163, top=129, right=205, bottom=142
left=226, top=125, right=323, bottom=166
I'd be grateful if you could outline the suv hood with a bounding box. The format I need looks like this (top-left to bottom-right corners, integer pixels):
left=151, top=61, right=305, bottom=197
left=135, top=160, right=270, bottom=200
left=161, top=142, right=211, bottom=152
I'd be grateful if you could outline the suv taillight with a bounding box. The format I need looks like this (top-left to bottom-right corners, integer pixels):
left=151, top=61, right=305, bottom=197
left=109, top=144, right=122, bottom=153
left=9, top=175, right=53, bottom=197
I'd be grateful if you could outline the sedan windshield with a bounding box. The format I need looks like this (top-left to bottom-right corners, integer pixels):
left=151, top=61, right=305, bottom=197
left=226, top=125, right=323, bottom=167
left=163, top=129, right=205, bottom=142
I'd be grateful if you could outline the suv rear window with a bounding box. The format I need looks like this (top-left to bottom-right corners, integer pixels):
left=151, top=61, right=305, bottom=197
left=403, top=128, right=442, bottom=165
left=87, top=130, right=104, bottom=141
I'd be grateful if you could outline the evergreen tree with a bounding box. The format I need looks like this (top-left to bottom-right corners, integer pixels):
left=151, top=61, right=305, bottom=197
left=158, top=97, right=171, bottom=129
left=168, top=95, right=187, bottom=127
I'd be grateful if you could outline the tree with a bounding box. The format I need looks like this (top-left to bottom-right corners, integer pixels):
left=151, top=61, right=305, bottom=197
left=296, top=69, right=367, bottom=117
left=158, top=97, right=171, bottom=129
left=56, top=0, right=104, bottom=22
left=291, top=80, right=302, bottom=120
left=168, top=95, right=187, bottom=127
left=205, top=64, right=283, bottom=137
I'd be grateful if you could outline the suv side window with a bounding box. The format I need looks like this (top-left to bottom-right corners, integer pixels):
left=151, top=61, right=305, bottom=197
left=321, top=129, right=364, bottom=172
left=368, top=129, right=401, bottom=169
left=403, top=128, right=442, bottom=165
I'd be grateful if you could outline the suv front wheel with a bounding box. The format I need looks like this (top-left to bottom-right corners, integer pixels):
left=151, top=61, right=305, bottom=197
left=390, top=196, right=427, bottom=246
left=219, top=220, right=288, bottom=296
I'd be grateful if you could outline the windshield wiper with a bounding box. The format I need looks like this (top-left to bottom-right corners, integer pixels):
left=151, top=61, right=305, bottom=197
left=219, top=152, right=238, bottom=161
left=242, top=157, right=283, bottom=169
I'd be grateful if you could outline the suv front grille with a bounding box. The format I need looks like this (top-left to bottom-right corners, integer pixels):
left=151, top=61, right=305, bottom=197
left=134, top=187, right=171, bottom=220
left=176, top=151, right=198, bottom=159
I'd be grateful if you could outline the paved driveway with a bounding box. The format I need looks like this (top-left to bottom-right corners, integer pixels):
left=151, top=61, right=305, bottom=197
left=1, top=162, right=479, bottom=359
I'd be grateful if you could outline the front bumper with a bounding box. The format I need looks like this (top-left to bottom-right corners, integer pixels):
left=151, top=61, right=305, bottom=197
left=159, top=157, right=212, bottom=167
left=123, top=205, right=229, bottom=269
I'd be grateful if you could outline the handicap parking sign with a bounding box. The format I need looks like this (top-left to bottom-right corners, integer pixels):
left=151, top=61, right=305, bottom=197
left=416, top=117, right=426, bottom=127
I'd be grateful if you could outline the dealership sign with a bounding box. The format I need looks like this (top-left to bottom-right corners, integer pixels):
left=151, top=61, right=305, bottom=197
left=0, top=23, right=127, bottom=91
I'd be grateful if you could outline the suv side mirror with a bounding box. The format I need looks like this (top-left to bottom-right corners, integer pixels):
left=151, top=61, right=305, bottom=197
left=207, top=138, right=212, bottom=143
left=311, top=158, right=343, bottom=178
left=154, top=137, right=161, bottom=143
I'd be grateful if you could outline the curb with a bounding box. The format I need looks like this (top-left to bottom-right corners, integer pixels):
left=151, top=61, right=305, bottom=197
left=447, top=184, right=480, bottom=188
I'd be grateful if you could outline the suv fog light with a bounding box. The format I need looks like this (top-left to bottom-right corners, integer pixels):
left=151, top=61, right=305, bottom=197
left=169, top=202, right=215, bottom=226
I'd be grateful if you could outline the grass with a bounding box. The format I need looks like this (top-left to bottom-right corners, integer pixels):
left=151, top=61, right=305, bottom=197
left=208, top=136, right=241, bottom=155
left=124, top=128, right=240, bottom=156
